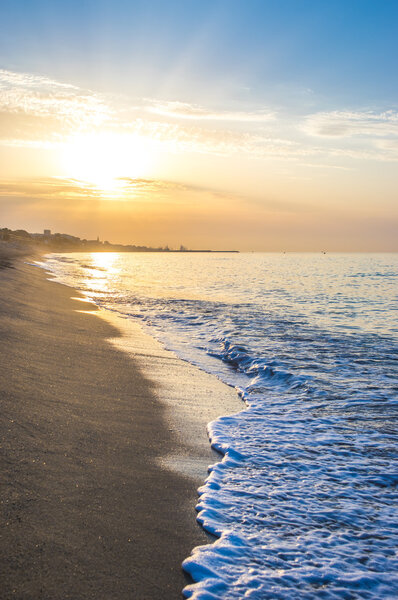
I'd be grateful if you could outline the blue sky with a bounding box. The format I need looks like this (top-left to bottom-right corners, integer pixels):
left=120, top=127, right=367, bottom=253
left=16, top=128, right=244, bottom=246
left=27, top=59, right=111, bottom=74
left=2, top=0, right=397, bottom=106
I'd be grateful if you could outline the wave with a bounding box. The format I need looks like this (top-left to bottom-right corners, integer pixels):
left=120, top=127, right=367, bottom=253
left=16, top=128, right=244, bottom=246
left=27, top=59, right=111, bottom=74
left=37, top=252, right=398, bottom=599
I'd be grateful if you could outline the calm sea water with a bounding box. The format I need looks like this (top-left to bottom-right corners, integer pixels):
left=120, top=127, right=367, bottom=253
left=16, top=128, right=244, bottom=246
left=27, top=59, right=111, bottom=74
left=40, top=252, right=398, bottom=599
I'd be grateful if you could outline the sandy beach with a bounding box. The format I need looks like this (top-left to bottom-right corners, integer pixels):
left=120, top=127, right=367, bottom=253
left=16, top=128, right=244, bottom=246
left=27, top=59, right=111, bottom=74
left=0, top=251, right=241, bottom=599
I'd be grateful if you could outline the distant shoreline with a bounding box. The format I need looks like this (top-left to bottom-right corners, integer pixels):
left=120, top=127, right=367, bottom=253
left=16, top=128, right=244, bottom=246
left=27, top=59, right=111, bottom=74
left=0, top=227, right=239, bottom=253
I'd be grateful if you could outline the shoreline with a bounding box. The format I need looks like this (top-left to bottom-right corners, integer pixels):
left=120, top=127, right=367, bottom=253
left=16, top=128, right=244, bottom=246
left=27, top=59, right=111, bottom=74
left=0, top=254, right=241, bottom=599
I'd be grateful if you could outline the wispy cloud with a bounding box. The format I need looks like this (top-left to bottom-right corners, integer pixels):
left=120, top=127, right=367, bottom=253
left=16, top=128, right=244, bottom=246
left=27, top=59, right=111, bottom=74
left=0, top=176, right=240, bottom=203
left=0, top=68, right=112, bottom=131
left=0, top=176, right=309, bottom=216
left=0, top=69, right=77, bottom=90
left=0, top=177, right=104, bottom=200
left=145, top=99, right=275, bottom=122
left=303, top=109, right=398, bottom=138
left=299, top=109, right=398, bottom=162
left=118, top=177, right=250, bottom=203
left=0, top=176, right=245, bottom=214
left=1, top=68, right=398, bottom=165
left=0, top=69, right=280, bottom=156
left=123, top=118, right=308, bottom=159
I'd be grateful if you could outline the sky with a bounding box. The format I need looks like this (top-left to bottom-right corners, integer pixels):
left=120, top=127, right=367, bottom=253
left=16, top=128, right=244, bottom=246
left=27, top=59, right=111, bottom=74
left=0, top=0, right=397, bottom=251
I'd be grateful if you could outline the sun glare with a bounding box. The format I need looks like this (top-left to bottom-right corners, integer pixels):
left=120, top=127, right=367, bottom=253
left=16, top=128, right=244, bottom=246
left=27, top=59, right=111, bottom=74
left=61, top=132, right=152, bottom=191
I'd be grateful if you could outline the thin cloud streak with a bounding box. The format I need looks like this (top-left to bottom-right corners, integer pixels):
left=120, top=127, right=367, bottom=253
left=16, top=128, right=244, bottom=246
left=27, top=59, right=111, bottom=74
left=145, top=99, right=275, bottom=122
left=0, top=176, right=305, bottom=214
left=303, top=110, right=398, bottom=138
left=125, top=118, right=309, bottom=159
left=0, top=176, right=245, bottom=205
left=0, top=69, right=77, bottom=90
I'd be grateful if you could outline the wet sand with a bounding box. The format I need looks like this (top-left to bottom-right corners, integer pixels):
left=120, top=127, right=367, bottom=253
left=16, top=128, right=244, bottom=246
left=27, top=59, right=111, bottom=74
left=0, top=254, right=241, bottom=599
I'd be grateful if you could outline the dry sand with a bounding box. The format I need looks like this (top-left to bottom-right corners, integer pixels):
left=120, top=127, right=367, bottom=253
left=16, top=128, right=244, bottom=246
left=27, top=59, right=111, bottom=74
left=0, top=253, right=242, bottom=599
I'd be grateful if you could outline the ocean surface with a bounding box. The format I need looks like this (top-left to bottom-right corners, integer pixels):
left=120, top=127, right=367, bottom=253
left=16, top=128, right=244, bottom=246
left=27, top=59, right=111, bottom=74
left=38, top=252, right=398, bottom=599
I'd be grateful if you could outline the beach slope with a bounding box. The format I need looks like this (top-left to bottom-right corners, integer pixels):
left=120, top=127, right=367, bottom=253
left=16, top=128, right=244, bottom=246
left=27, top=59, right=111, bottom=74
left=0, top=256, right=217, bottom=599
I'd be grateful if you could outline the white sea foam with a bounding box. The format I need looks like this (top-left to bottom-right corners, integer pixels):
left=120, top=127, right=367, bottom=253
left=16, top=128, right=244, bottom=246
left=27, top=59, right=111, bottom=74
left=38, top=252, right=398, bottom=599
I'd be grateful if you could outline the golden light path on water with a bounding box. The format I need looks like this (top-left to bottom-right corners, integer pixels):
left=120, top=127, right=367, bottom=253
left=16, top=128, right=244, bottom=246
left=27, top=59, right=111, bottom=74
left=81, top=252, right=120, bottom=294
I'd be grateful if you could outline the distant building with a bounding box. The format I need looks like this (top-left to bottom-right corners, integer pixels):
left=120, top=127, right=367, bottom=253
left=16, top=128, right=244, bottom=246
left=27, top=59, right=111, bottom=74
left=44, top=229, right=51, bottom=237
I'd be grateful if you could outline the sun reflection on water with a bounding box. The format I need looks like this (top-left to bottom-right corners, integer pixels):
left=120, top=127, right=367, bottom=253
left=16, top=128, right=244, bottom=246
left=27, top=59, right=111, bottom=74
left=80, top=252, right=121, bottom=295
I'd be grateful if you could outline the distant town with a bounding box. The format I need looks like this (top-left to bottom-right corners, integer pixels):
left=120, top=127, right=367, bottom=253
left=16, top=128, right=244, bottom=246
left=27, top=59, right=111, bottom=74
left=0, top=227, right=238, bottom=253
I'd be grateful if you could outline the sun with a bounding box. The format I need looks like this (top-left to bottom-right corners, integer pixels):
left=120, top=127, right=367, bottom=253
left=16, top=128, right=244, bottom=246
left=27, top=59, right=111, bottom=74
left=61, top=132, right=152, bottom=191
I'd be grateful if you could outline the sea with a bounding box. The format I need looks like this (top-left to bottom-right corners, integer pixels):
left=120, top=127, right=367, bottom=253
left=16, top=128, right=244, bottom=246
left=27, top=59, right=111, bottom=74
left=38, top=252, right=398, bottom=599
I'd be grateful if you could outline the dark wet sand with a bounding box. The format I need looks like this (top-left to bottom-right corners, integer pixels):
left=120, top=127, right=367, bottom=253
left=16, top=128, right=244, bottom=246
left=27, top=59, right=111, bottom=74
left=0, top=255, right=212, bottom=599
